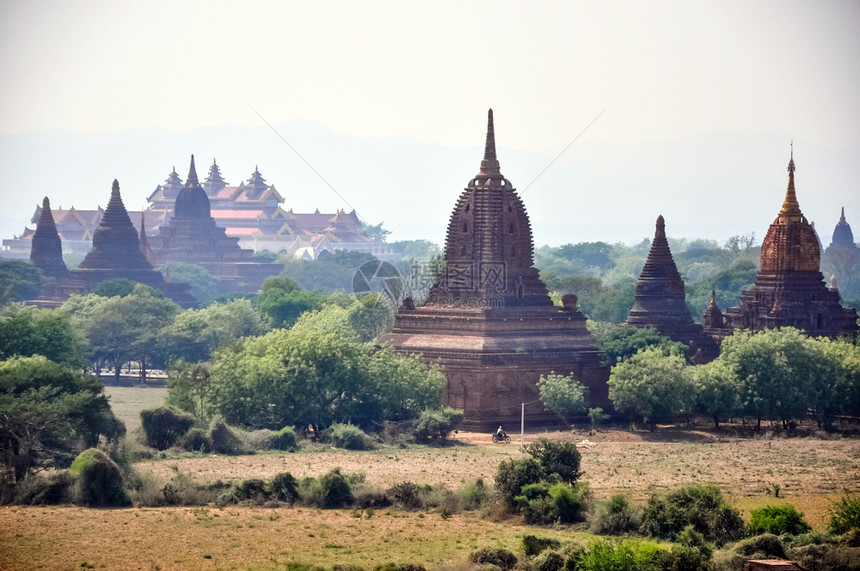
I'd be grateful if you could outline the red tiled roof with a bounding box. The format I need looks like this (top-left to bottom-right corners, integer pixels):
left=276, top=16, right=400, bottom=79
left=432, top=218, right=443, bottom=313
left=211, top=209, right=267, bottom=219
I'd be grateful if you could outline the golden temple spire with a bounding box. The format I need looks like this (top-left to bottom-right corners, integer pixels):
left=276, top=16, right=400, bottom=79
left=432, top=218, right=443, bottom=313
left=779, top=143, right=803, bottom=223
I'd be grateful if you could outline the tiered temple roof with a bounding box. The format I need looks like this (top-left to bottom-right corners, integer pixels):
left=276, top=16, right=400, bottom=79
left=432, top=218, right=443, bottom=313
left=29, top=197, right=68, bottom=278
left=716, top=151, right=858, bottom=338
left=625, top=215, right=719, bottom=361
left=830, top=207, right=856, bottom=250
left=382, top=110, right=608, bottom=429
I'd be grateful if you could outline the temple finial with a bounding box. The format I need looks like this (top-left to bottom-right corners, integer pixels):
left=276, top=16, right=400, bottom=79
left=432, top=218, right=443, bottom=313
left=111, top=179, right=120, bottom=197
left=655, top=214, right=666, bottom=238
left=484, top=109, right=496, bottom=161
left=840, top=207, right=846, bottom=222
left=788, top=141, right=795, bottom=173
left=186, top=155, right=199, bottom=186
left=42, top=196, right=50, bottom=210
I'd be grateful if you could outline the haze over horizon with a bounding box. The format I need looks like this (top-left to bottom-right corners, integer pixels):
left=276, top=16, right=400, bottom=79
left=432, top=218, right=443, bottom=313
left=1, top=1, right=858, bottom=248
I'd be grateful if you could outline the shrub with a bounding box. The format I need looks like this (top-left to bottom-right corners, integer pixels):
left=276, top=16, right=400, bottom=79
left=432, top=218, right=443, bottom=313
left=69, top=448, right=131, bottom=507
left=640, top=484, right=744, bottom=546
left=459, top=479, right=489, bottom=510
left=209, top=422, right=246, bottom=454
left=468, top=547, right=517, bottom=570
left=372, top=565, right=426, bottom=571
left=714, top=533, right=786, bottom=569
left=324, top=423, right=375, bottom=451
left=495, top=457, right=544, bottom=507
left=749, top=504, right=811, bottom=536
left=591, top=494, right=642, bottom=535
left=388, top=481, right=423, bottom=510
left=307, top=468, right=353, bottom=508
left=269, top=426, right=298, bottom=451
left=161, top=470, right=217, bottom=506
left=533, top=550, right=564, bottom=571
left=549, top=481, right=590, bottom=523
left=13, top=471, right=73, bottom=505
left=573, top=538, right=662, bottom=571
left=517, top=481, right=591, bottom=524
left=140, top=406, right=194, bottom=450
left=522, top=535, right=561, bottom=557
left=413, top=408, right=464, bottom=442
left=654, top=543, right=714, bottom=570
left=178, top=427, right=211, bottom=453
left=525, top=438, right=582, bottom=484
left=828, top=491, right=860, bottom=534
left=269, top=472, right=299, bottom=504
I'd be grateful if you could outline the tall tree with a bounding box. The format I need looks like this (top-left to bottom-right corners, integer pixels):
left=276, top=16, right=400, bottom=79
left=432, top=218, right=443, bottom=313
left=0, top=356, right=122, bottom=482
left=537, top=372, right=588, bottom=426
left=0, top=305, right=87, bottom=368
left=607, top=346, right=697, bottom=429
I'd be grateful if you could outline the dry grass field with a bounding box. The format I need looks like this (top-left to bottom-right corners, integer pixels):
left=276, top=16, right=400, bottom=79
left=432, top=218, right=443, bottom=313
left=2, top=388, right=856, bottom=570
left=104, top=385, right=168, bottom=432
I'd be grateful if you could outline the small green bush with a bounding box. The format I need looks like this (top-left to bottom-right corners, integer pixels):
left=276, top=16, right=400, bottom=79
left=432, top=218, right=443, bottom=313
left=413, top=408, right=464, bottom=442
left=749, top=504, right=811, bottom=536
left=533, top=550, right=564, bottom=571
left=573, top=538, right=662, bottom=571
left=269, top=472, right=299, bottom=504
left=140, top=406, right=194, bottom=450
left=388, top=482, right=423, bottom=509
left=269, top=426, right=298, bottom=451
left=522, top=535, right=561, bottom=557
left=517, top=481, right=590, bottom=524
left=372, top=564, right=426, bottom=571
left=640, top=484, right=744, bottom=546
left=209, top=422, right=246, bottom=454
left=324, top=423, right=375, bottom=451
left=178, top=427, right=211, bottom=453
left=732, top=533, right=786, bottom=558
left=69, top=448, right=131, bottom=507
left=525, top=438, right=583, bottom=484
left=495, top=457, right=544, bottom=507
left=828, top=491, right=860, bottom=534
left=591, top=494, right=642, bottom=535
left=13, top=471, right=73, bottom=505
left=302, top=469, right=353, bottom=508
left=468, top=547, right=517, bottom=570
left=459, top=479, right=489, bottom=510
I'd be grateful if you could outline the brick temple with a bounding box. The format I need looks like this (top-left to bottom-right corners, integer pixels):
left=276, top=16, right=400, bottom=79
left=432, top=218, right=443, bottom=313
left=709, top=150, right=858, bottom=338
left=29, top=197, right=69, bottom=279
left=35, top=180, right=196, bottom=308
left=624, top=215, right=719, bottom=362
left=150, top=155, right=281, bottom=294
left=381, top=110, right=608, bottom=429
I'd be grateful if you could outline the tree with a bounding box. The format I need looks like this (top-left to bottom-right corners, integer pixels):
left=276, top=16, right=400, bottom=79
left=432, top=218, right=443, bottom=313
left=257, top=286, right=326, bottom=329
left=291, top=297, right=394, bottom=343
left=536, top=372, right=588, bottom=426
left=165, top=360, right=213, bottom=422
left=0, top=304, right=87, bottom=368
left=718, top=328, right=820, bottom=428
left=692, top=359, right=743, bottom=429
left=93, top=278, right=137, bottom=298
left=0, top=260, right=43, bottom=306
left=206, top=328, right=443, bottom=430
left=525, top=438, right=583, bottom=484
left=594, top=325, right=688, bottom=366
left=66, top=285, right=179, bottom=383
left=608, top=347, right=697, bottom=429
left=159, top=262, right=221, bottom=303
left=360, top=222, right=391, bottom=243
left=0, top=356, right=122, bottom=482
left=159, top=299, right=265, bottom=363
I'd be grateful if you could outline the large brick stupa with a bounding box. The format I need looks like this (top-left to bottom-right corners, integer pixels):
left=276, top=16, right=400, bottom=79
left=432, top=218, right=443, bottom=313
left=381, top=110, right=608, bottom=429
left=29, top=197, right=69, bottom=279
left=715, top=150, right=858, bottom=337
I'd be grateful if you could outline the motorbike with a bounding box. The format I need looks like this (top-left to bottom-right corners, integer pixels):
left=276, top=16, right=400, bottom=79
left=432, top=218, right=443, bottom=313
left=492, top=431, right=511, bottom=444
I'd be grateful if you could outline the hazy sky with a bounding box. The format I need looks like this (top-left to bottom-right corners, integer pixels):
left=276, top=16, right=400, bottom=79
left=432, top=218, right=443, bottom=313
left=1, top=0, right=859, bottom=244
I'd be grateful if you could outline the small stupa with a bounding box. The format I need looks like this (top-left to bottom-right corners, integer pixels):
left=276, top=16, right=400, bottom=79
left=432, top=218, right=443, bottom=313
left=29, top=197, right=69, bottom=278
left=39, top=180, right=196, bottom=307
left=150, top=155, right=281, bottom=293
left=381, top=110, right=608, bottom=429
left=625, top=215, right=719, bottom=361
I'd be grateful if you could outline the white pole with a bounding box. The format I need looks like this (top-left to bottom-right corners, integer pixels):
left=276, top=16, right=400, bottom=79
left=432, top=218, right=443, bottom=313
left=521, top=402, right=525, bottom=452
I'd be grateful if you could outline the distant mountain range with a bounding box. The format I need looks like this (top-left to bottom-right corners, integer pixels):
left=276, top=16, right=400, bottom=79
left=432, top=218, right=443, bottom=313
left=1, top=120, right=857, bottom=249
